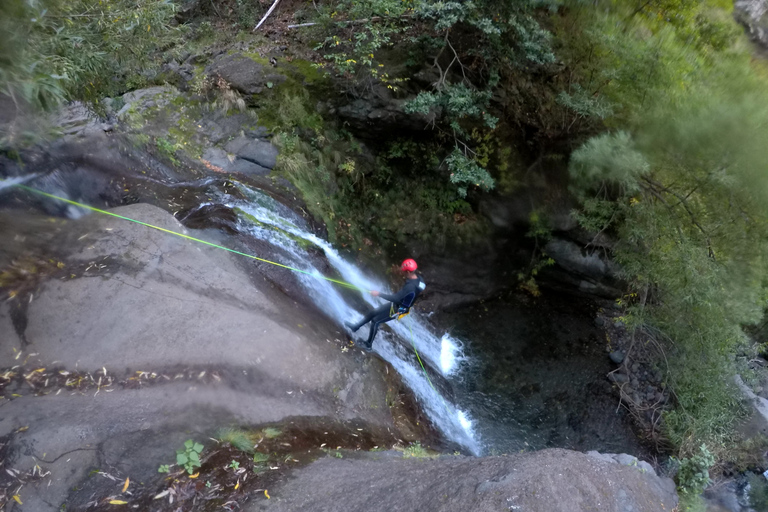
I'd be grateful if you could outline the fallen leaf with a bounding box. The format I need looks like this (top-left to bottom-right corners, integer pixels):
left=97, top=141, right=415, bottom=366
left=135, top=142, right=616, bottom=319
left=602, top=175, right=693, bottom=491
left=264, top=490, right=270, bottom=499
left=234, top=479, right=240, bottom=490
left=188, top=472, right=199, bottom=479
left=109, top=499, right=128, bottom=504
left=16, top=426, right=28, bottom=432
left=12, top=495, right=22, bottom=505
left=122, top=477, right=130, bottom=492
left=153, top=489, right=170, bottom=500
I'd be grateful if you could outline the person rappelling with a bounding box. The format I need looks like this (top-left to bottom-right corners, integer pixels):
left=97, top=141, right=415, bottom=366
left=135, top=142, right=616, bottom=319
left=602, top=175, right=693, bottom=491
left=345, top=258, right=426, bottom=351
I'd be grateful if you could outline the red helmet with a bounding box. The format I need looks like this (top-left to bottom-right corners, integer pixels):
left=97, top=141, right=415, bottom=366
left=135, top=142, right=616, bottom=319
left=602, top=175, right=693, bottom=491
left=401, top=258, right=418, bottom=272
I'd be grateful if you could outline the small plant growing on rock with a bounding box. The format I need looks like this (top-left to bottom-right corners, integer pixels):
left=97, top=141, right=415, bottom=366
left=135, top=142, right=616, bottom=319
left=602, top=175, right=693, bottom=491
left=675, top=444, right=715, bottom=495
left=403, top=442, right=432, bottom=459
left=217, top=427, right=256, bottom=454
left=176, top=440, right=204, bottom=475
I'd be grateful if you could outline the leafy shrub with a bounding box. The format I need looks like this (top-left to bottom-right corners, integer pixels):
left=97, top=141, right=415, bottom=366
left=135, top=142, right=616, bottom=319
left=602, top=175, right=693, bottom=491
left=176, top=439, right=204, bottom=475
left=1, top=0, right=181, bottom=110
left=216, top=427, right=255, bottom=454
left=676, top=444, right=715, bottom=495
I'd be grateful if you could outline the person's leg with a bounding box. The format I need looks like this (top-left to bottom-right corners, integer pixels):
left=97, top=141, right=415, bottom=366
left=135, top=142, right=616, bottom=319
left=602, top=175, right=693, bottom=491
left=346, top=304, right=389, bottom=332
left=364, top=311, right=395, bottom=348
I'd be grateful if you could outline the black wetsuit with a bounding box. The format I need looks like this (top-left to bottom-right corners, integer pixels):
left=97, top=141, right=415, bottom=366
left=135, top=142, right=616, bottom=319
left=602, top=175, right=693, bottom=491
left=347, top=275, right=426, bottom=349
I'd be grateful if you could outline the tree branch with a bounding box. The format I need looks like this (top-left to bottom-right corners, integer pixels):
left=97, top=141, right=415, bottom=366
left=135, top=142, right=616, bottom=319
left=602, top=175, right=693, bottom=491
left=254, top=0, right=282, bottom=32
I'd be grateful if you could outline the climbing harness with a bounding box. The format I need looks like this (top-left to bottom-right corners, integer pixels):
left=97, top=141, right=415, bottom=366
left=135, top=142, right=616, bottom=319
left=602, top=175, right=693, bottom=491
left=10, top=183, right=457, bottom=416
left=390, top=302, right=411, bottom=321
left=13, top=184, right=363, bottom=291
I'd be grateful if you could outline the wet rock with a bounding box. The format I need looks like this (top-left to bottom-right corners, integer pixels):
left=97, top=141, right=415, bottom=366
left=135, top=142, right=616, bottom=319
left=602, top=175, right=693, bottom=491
left=51, top=102, right=113, bottom=141
left=609, top=372, right=629, bottom=384
left=161, top=60, right=196, bottom=90
left=586, top=452, right=657, bottom=477
left=230, top=158, right=270, bottom=176
left=545, top=238, right=624, bottom=298
left=224, top=136, right=278, bottom=169
left=201, top=147, right=271, bottom=176
left=206, top=53, right=287, bottom=95
left=178, top=204, right=238, bottom=234
left=609, top=350, right=625, bottom=364
left=334, top=84, right=436, bottom=139
left=703, top=477, right=750, bottom=512
left=253, top=448, right=677, bottom=512
left=735, top=0, right=768, bottom=49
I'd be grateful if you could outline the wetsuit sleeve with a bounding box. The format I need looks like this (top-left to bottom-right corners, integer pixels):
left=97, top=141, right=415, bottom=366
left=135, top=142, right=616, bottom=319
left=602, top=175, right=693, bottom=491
left=378, top=282, right=413, bottom=305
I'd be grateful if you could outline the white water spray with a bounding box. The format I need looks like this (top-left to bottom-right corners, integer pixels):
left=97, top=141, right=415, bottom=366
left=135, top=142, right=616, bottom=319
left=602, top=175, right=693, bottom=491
left=225, top=184, right=480, bottom=454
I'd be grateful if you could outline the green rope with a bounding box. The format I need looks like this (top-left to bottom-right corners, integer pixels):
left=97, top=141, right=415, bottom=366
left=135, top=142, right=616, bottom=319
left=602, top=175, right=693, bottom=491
left=14, top=183, right=457, bottom=414
left=14, top=184, right=364, bottom=291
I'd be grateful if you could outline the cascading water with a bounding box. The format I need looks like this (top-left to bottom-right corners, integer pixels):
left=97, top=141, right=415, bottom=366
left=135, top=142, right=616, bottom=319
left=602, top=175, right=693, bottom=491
left=222, top=183, right=481, bottom=455
left=0, top=175, right=38, bottom=192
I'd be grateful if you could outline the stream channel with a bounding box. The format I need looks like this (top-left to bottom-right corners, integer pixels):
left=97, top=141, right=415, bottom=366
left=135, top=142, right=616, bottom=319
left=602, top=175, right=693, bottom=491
left=1, top=173, right=645, bottom=459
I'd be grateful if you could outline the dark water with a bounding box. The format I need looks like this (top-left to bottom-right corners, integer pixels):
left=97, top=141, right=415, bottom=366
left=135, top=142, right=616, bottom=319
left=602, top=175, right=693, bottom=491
left=437, top=290, right=650, bottom=458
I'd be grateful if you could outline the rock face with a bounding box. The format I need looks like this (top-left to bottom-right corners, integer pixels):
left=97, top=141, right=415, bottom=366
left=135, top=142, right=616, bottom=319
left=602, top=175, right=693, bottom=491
left=0, top=204, right=403, bottom=511
left=735, top=0, right=768, bottom=48
left=248, top=448, right=677, bottom=512
left=545, top=237, right=624, bottom=298
left=206, top=53, right=287, bottom=95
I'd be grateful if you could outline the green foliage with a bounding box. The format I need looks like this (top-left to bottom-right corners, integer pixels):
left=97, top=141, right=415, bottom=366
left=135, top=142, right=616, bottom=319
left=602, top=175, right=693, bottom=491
left=566, top=0, right=768, bottom=458
left=262, top=427, right=281, bottom=439
left=675, top=444, right=715, bottom=495
left=402, top=441, right=435, bottom=459
left=310, top=0, right=558, bottom=196
left=568, top=131, right=649, bottom=198
left=155, top=137, right=179, bottom=164
left=176, top=439, right=204, bottom=475
left=270, top=90, right=487, bottom=251
left=445, top=150, right=495, bottom=198
left=0, top=0, right=181, bottom=110
left=228, top=460, right=240, bottom=470
left=216, top=427, right=255, bottom=454
left=157, top=464, right=170, bottom=473
left=252, top=452, right=269, bottom=463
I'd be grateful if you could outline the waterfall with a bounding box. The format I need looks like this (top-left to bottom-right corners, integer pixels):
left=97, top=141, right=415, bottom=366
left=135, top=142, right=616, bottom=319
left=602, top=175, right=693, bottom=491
left=223, top=183, right=481, bottom=455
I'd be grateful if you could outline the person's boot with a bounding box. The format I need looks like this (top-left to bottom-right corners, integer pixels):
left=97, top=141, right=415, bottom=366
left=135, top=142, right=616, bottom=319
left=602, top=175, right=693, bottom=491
left=353, top=337, right=372, bottom=351
left=344, top=321, right=360, bottom=333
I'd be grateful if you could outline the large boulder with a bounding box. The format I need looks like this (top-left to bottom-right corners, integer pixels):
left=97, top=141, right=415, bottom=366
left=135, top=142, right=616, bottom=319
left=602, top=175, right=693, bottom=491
left=735, top=0, right=768, bottom=48
left=248, top=448, right=677, bottom=512
left=206, top=53, right=287, bottom=95
left=0, top=204, right=406, bottom=511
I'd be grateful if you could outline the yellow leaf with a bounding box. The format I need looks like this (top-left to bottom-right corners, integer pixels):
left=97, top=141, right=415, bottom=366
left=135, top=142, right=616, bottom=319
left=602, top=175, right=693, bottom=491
left=234, top=479, right=240, bottom=490
left=188, top=472, right=199, bottom=479
left=122, top=477, right=130, bottom=492
left=8, top=290, right=17, bottom=298
left=16, top=426, right=28, bottom=432
left=57, top=262, right=65, bottom=269
left=264, top=490, right=270, bottom=499
left=109, top=499, right=128, bottom=504
left=13, top=495, right=22, bottom=505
